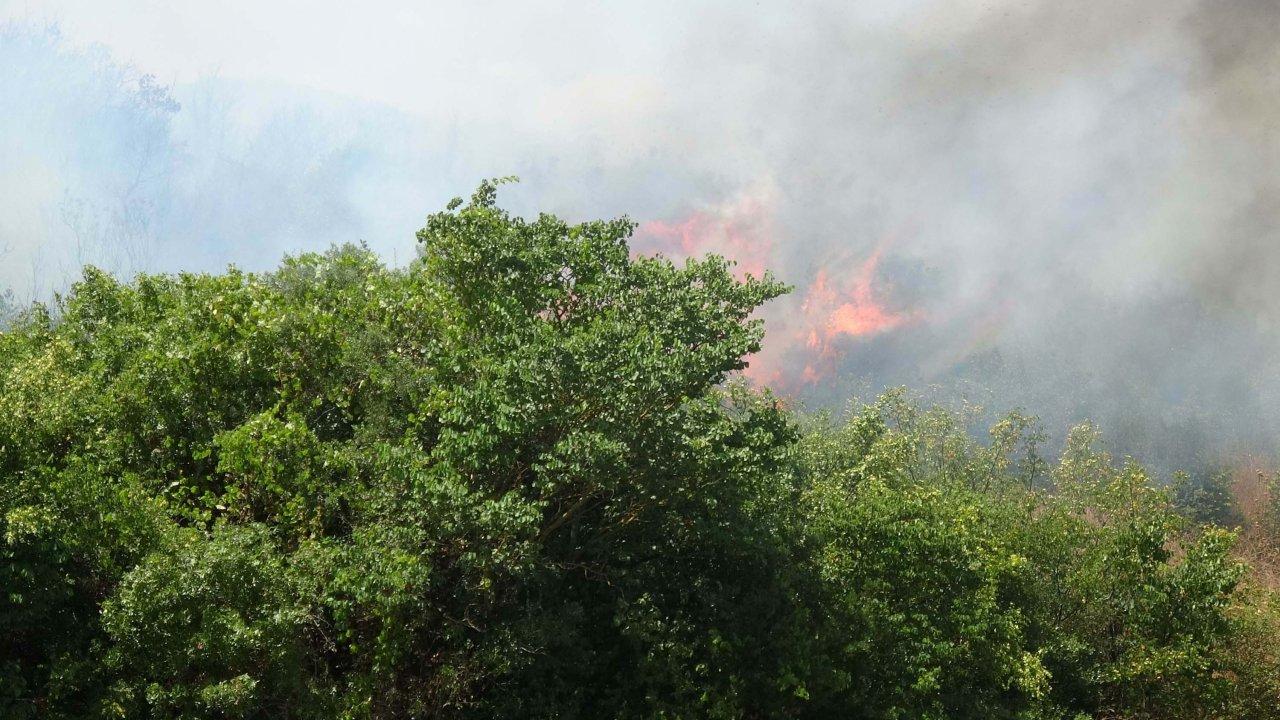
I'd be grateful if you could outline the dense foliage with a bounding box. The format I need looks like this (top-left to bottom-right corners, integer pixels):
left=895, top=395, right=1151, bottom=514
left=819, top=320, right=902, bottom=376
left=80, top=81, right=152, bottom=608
left=3, top=182, right=1278, bottom=718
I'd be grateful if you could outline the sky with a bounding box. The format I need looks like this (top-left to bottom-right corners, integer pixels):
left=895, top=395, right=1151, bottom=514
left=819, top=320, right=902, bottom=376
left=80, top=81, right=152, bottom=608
left=2, top=0, right=1278, bottom=473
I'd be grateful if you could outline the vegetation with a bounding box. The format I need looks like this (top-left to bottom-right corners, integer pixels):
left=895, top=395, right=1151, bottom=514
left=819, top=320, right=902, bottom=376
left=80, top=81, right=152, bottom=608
left=3, top=181, right=1279, bottom=718
left=1173, top=468, right=1244, bottom=529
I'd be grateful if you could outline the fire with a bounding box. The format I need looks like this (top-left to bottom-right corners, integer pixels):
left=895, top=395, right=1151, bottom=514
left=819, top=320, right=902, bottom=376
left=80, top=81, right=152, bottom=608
left=801, top=251, right=916, bottom=356
left=632, top=184, right=776, bottom=280
left=640, top=213, right=766, bottom=279
left=634, top=185, right=921, bottom=391
left=633, top=185, right=786, bottom=384
left=750, top=248, right=920, bottom=391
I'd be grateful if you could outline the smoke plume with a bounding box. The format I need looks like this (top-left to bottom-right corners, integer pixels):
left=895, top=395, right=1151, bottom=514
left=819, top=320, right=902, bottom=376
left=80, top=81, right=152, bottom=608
left=2, top=1, right=1278, bottom=473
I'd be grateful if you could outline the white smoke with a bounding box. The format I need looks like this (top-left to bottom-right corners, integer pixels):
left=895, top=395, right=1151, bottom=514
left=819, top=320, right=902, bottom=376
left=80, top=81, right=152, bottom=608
left=2, top=1, right=1278, bottom=472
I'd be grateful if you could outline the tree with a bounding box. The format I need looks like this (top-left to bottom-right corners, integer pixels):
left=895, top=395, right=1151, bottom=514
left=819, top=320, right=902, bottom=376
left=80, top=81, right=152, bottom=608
left=1174, top=468, right=1245, bottom=528
left=0, top=181, right=1270, bottom=719
left=0, top=181, right=797, bottom=718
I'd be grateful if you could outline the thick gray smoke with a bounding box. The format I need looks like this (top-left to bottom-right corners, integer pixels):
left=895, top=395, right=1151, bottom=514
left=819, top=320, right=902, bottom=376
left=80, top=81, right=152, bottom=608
left=1, top=2, right=1277, bottom=473
left=653, top=0, right=1280, bottom=473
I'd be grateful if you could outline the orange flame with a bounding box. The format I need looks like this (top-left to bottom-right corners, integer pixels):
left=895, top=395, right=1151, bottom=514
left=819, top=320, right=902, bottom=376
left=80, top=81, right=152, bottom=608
left=804, top=252, right=913, bottom=349
left=635, top=187, right=921, bottom=391
left=633, top=187, right=775, bottom=281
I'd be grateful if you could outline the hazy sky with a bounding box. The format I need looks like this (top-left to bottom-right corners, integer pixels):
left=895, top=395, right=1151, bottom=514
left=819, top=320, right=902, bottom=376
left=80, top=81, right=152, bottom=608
left=3, top=1, right=674, bottom=111
left=3, top=1, right=1278, bottom=472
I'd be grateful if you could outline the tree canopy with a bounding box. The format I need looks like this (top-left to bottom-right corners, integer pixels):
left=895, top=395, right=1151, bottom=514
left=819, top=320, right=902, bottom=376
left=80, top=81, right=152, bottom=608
left=1, top=182, right=1278, bottom=719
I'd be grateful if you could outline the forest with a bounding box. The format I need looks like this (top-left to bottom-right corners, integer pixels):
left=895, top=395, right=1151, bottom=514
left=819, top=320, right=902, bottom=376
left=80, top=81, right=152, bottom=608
left=3, top=181, right=1280, bottom=719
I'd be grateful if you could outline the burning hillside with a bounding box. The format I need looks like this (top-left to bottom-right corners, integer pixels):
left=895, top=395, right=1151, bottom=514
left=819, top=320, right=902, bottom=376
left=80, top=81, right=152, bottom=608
left=635, top=190, right=923, bottom=391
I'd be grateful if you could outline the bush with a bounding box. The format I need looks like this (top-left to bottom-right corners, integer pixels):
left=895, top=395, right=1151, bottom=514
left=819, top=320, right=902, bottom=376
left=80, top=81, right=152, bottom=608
left=0, top=182, right=1270, bottom=718
left=1174, top=468, right=1244, bottom=529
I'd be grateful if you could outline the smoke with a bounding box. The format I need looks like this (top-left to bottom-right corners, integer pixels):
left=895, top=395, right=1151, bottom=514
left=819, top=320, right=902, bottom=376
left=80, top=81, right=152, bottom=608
left=645, top=0, right=1280, bottom=473
left=2, top=1, right=1278, bottom=473
left=0, top=22, right=471, bottom=293
left=0, top=24, right=174, bottom=294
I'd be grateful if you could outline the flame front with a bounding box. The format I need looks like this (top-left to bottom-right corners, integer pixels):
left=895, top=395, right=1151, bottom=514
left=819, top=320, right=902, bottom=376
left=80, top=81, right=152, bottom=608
left=633, top=187, right=774, bottom=281
left=635, top=187, right=920, bottom=391
left=805, top=253, right=912, bottom=348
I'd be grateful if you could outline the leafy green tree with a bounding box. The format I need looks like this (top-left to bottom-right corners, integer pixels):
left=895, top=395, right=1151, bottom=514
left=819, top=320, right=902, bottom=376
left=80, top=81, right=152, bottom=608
left=1, top=181, right=799, bottom=718
left=0, top=181, right=1272, bottom=719
left=794, top=403, right=1255, bottom=720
